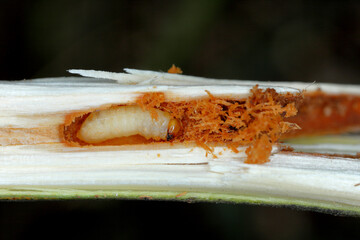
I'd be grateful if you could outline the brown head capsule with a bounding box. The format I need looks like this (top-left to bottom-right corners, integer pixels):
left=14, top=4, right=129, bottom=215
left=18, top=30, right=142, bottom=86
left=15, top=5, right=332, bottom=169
left=166, top=118, right=181, bottom=141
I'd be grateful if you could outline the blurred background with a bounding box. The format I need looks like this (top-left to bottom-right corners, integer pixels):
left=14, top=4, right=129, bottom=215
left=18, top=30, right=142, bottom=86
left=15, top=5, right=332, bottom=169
left=0, top=0, right=359, bottom=239
left=1, top=0, right=359, bottom=83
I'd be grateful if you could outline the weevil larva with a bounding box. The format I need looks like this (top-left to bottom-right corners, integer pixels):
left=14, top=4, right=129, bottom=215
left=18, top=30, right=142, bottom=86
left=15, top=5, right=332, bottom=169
left=77, top=105, right=181, bottom=144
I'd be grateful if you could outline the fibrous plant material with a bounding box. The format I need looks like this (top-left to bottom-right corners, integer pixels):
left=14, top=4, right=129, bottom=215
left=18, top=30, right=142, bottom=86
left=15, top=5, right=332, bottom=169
left=63, top=86, right=300, bottom=164
left=285, top=90, right=360, bottom=138
left=0, top=67, right=359, bottom=215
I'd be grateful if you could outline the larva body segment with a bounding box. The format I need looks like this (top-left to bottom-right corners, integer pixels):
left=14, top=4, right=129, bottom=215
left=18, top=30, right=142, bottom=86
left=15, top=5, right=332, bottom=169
left=77, top=105, right=171, bottom=143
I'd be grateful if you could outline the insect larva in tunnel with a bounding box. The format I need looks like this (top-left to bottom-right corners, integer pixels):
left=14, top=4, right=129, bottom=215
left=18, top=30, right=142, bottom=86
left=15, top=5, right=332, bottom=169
left=77, top=105, right=181, bottom=144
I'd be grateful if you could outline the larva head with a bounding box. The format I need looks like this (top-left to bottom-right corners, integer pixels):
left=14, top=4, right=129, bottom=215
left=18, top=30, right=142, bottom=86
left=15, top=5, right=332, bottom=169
left=167, top=118, right=182, bottom=141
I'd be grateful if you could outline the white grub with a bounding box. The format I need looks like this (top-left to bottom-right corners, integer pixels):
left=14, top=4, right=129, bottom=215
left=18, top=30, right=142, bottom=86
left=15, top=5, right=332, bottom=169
left=77, top=106, right=171, bottom=143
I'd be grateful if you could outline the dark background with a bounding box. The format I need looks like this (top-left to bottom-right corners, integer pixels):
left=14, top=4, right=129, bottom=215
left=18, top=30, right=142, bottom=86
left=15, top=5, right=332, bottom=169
left=0, top=0, right=360, bottom=239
